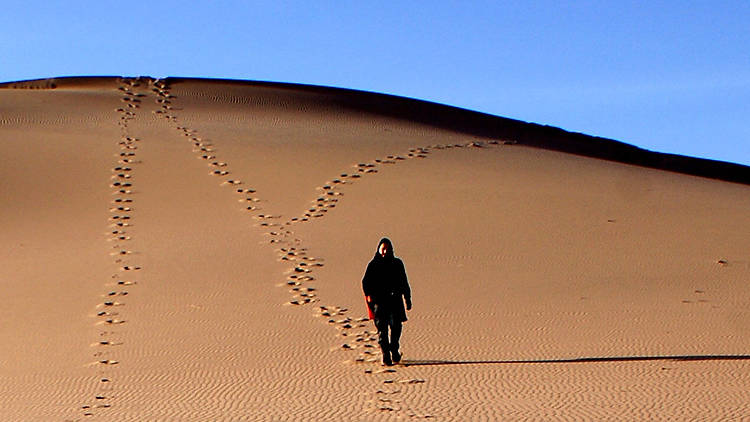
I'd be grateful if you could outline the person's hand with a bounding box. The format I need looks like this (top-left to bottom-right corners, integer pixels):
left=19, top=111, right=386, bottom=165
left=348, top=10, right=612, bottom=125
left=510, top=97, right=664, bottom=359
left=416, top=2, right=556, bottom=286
left=405, top=298, right=412, bottom=311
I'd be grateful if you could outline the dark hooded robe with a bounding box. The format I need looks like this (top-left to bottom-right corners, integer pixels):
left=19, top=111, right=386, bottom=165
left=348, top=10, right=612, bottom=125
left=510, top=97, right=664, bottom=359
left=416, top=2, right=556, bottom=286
left=362, top=238, right=411, bottom=322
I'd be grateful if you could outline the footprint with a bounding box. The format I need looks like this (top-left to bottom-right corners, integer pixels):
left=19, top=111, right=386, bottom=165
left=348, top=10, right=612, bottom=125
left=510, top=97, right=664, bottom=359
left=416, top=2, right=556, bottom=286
left=376, top=389, right=401, bottom=395
left=109, top=250, right=132, bottom=256
left=92, top=340, right=123, bottom=346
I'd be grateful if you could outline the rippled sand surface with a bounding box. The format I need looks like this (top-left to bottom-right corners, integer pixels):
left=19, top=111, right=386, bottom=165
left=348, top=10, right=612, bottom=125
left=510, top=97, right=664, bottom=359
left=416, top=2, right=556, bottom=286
left=2, top=77, right=750, bottom=421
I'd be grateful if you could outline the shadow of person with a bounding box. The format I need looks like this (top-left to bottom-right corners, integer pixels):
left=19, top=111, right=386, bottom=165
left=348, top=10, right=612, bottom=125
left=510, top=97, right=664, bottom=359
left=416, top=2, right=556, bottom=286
left=401, top=354, right=750, bottom=367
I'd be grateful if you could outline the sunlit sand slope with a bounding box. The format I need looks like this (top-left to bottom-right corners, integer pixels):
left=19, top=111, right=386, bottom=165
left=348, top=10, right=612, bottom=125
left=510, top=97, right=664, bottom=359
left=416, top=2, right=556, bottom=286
left=1, top=77, right=749, bottom=421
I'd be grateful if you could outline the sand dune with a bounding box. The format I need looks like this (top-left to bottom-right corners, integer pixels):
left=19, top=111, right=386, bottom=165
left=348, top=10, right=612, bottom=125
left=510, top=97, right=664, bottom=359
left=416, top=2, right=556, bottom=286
left=1, top=76, right=750, bottom=420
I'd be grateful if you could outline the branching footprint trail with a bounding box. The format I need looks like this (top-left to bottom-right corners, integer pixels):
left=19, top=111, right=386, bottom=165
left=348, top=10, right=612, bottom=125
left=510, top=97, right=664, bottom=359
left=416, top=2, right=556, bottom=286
left=82, top=77, right=151, bottom=418
left=277, top=141, right=513, bottom=418
left=286, top=143, right=512, bottom=419
left=149, top=79, right=515, bottom=419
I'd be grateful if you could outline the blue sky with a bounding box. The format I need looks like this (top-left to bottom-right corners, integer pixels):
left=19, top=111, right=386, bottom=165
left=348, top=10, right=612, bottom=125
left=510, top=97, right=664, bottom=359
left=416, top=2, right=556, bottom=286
left=2, top=1, right=748, bottom=166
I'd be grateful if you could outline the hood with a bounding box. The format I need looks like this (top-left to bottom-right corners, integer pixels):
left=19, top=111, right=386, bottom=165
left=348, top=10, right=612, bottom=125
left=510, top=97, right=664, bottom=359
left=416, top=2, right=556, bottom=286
left=374, top=237, right=395, bottom=259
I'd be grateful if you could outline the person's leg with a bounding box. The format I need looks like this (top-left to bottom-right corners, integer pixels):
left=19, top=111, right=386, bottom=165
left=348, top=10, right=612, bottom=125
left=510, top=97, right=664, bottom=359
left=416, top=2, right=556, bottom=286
left=375, top=317, right=392, bottom=365
left=390, top=319, right=402, bottom=363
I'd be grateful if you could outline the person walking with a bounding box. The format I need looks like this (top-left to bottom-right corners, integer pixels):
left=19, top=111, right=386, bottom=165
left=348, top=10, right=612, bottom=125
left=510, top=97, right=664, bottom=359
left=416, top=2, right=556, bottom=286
left=362, top=237, right=412, bottom=366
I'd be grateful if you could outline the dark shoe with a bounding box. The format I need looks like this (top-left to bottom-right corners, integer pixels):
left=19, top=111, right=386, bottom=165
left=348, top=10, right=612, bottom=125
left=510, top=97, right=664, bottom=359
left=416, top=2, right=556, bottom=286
left=391, top=350, right=401, bottom=364
left=382, top=354, right=393, bottom=366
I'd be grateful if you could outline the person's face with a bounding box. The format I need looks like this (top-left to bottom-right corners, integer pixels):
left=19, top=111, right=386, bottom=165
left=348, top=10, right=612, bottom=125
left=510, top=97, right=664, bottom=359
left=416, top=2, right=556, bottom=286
left=379, top=243, right=388, bottom=257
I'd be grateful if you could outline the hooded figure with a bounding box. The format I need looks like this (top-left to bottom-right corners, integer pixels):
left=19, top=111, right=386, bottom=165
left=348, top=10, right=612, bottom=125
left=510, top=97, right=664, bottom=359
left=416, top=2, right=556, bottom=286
left=362, top=237, right=412, bottom=365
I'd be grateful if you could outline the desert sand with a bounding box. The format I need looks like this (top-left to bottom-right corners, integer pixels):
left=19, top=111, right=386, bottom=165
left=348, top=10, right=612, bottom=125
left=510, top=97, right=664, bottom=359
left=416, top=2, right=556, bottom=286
left=1, top=76, right=750, bottom=421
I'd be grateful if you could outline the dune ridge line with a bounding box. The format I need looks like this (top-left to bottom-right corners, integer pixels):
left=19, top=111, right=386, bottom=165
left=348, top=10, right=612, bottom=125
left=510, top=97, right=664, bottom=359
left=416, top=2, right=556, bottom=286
left=3, top=76, right=749, bottom=185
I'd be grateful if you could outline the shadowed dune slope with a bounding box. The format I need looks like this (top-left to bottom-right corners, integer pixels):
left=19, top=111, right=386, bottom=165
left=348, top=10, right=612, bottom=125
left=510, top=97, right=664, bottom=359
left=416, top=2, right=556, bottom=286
left=1, top=76, right=749, bottom=421
left=4, top=76, right=750, bottom=185
left=150, top=77, right=750, bottom=184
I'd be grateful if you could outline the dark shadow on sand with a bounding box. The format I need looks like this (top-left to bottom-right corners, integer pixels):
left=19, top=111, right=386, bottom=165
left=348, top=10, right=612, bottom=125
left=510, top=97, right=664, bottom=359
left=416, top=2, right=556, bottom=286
left=401, top=354, right=750, bottom=367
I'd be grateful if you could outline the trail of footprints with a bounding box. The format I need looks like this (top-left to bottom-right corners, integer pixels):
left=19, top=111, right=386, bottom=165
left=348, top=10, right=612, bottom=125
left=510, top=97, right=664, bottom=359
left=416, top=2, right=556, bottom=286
left=124, top=78, right=515, bottom=419
left=284, top=139, right=513, bottom=418
left=82, top=77, right=153, bottom=418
